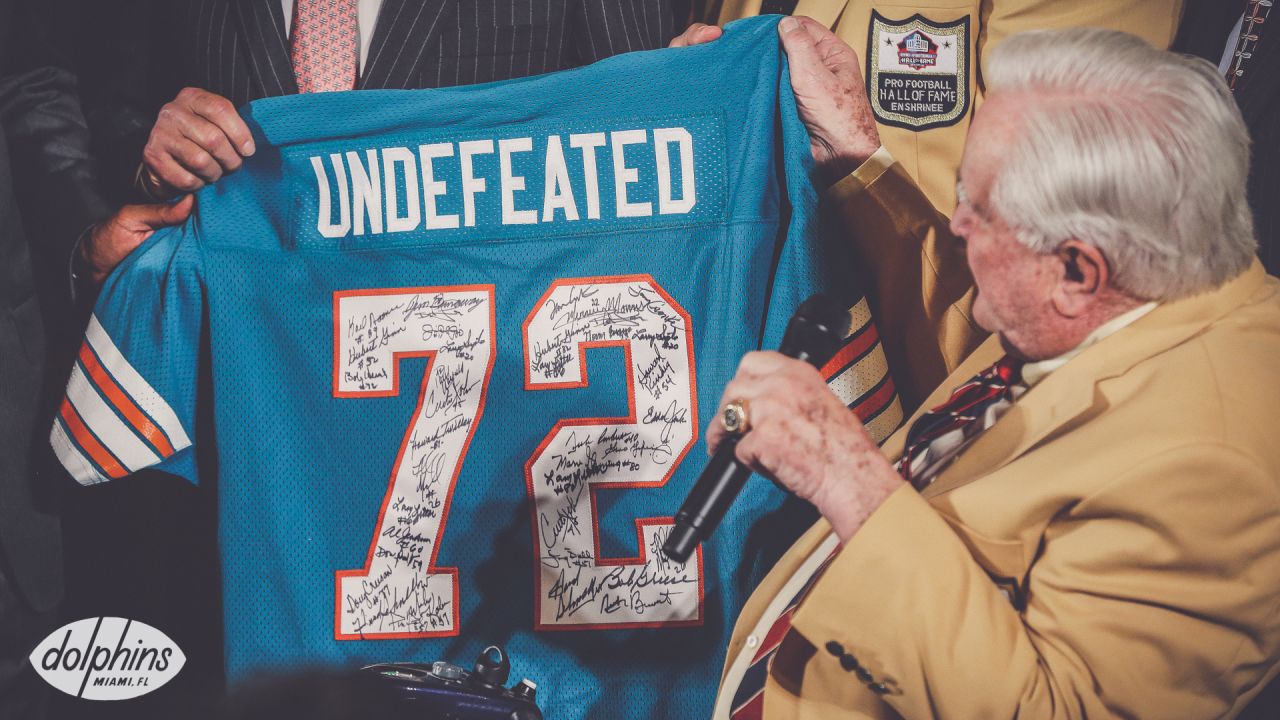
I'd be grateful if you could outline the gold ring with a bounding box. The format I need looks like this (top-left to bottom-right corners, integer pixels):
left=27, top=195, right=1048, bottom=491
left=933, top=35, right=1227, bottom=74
left=722, top=399, right=750, bottom=435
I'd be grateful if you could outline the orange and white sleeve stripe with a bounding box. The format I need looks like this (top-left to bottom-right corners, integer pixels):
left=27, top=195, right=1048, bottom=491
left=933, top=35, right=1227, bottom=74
left=49, top=315, right=192, bottom=485
left=820, top=298, right=904, bottom=445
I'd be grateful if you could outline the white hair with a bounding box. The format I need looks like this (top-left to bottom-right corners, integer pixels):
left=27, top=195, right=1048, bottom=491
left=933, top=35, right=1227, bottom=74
left=983, top=27, right=1256, bottom=300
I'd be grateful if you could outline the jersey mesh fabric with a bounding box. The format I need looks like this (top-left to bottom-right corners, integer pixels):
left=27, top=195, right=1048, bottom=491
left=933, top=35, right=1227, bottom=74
left=52, top=16, right=899, bottom=720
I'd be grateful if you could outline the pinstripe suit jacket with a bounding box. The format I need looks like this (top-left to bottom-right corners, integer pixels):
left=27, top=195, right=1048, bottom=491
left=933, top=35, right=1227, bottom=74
left=180, top=0, right=676, bottom=105
left=70, top=0, right=675, bottom=201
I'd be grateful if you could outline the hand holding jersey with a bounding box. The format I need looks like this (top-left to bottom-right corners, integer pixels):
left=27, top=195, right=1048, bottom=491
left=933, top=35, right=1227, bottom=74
left=669, top=22, right=724, bottom=48
left=675, top=17, right=882, bottom=184
left=141, top=87, right=257, bottom=200
left=772, top=17, right=881, bottom=184
left=79, top=196, right=195, bottom=285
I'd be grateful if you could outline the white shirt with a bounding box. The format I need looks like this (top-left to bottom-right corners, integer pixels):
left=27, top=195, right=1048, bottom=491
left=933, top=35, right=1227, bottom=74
left=281, top=0, right=385, bottom=71
left=1019, top=301, right=1157, bottom=387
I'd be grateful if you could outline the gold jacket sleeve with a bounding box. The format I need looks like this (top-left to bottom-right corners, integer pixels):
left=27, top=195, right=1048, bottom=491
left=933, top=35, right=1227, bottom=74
left=783, top=443, right=1280, bottom=719
left=824, top=152, right=979, bottom=411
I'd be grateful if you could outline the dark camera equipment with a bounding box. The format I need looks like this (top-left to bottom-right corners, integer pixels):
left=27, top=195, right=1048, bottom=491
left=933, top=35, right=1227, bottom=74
left=358, top=645, right=542, bottom=719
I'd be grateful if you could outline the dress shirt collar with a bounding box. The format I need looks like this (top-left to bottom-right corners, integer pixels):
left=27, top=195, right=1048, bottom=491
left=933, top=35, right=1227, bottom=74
left=1020, top=301, right=1158, bottom=388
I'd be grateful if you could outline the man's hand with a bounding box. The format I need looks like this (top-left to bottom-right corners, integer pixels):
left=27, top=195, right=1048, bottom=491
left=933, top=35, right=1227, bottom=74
left=707, top=351, right=902, bottom=542
left=777, top=17, right=880, bottom=183
left=141, top=87, right=255, bottom=199
left=668, top=17, right=880, bottom=184
left=669, top=22, right=723, bottom=47
left=80, top=196, right=195, bottom=285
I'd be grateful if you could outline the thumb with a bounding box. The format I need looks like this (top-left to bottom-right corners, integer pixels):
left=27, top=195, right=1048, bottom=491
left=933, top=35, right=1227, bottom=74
left=135, top=194, right=195, bottom=230
left=778, top=16, right=825, bottom=84
left=156, top=194, right=195, bottom=227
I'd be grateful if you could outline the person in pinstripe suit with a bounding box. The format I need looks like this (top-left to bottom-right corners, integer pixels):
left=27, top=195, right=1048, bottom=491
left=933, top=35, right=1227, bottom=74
left=67, top=0, right=676, bottom=201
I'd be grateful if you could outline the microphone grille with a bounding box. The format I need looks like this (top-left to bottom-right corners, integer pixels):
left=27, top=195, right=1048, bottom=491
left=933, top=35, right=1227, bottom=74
left=794, top=295, right=851, bottom=340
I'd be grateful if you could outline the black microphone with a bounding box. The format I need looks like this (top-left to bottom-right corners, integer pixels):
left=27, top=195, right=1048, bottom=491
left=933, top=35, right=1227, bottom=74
left=662, top=295, right=851, bottom=564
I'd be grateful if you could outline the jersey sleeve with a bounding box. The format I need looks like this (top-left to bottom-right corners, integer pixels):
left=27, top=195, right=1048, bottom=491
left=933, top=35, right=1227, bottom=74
left=49, top=220, right=204, bottom=486
left=764, top=51, right=906, bottom=443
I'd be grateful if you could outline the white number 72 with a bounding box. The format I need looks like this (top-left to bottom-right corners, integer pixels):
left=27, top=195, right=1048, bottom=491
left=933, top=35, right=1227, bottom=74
left=332, top=275, right=702, bottom=640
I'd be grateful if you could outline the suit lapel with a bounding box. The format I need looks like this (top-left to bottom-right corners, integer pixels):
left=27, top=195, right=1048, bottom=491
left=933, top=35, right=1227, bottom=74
left=921, top=359, right=1099, bottom=497
left=1172, top=0, right=1248, bottom=61
left=231, top=0, right=299, bottom=97
left=878, top=333, right=1004, bottom=465
left=921, top=262, right=1269, bottom=498
left=359, top=0, right=451, bottom=90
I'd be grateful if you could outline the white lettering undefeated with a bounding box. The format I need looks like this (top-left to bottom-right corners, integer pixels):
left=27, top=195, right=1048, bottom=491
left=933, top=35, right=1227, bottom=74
left=310, top=127, right=697, bottom=238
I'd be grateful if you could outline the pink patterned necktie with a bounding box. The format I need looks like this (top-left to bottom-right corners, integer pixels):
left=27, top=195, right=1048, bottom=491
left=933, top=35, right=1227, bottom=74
left=290, top=0, right=359, bottom=93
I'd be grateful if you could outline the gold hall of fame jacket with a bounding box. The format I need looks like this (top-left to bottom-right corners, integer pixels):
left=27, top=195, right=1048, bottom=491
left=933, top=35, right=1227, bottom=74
left=703, top=0, right=1183, bottom=410
left=718, top=260, right=1280, bottom=719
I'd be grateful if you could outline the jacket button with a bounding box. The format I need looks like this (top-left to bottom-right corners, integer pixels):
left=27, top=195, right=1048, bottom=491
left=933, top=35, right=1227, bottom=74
left=825, top=641, right=843, bottom=657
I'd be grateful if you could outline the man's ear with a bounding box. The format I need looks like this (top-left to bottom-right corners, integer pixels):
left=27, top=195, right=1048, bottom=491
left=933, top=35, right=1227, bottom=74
left=1051, top=240, right=1109, bottom=317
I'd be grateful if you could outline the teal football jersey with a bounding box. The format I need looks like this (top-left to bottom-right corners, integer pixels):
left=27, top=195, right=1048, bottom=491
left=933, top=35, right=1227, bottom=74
left=51, top=16, right=902, bottom=719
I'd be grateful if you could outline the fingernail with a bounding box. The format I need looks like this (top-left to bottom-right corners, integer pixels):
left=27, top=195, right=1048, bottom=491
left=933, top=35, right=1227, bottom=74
left=779, top=17, right=800, bottom=33
left=242, top=140, right=255, bottom=153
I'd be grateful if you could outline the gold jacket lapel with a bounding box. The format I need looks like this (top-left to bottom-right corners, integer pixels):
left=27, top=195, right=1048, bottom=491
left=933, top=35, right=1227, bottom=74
left=923, top=261, right=1269, bottom=498
left=719, top=518, right=834, bottom=682
left=877, top=333, right=1002, bottom=472
left=921, top=356, right=1100, bottom=497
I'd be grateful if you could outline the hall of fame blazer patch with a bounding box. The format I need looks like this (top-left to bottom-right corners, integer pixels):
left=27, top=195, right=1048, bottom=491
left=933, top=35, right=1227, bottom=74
left=866, top=11, right=970, bottom=131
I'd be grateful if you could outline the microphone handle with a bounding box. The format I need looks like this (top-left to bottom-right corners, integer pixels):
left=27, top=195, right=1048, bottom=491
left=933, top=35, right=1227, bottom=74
left=662, top=345, right=831, bottom=564
left=661, top=440, right=752, bottom=564
left=662, top=295, right=848, bottom=564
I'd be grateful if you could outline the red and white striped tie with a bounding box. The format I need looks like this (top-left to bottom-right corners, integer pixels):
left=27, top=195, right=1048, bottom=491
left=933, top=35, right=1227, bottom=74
left=290, top=0, right=359, bottom=93
left=896, top=354, right=1023, bottom=490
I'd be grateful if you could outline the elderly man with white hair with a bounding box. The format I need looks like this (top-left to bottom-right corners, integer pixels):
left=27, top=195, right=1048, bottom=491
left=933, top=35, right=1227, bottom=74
left=673, top=16, right=1280, bottom=719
